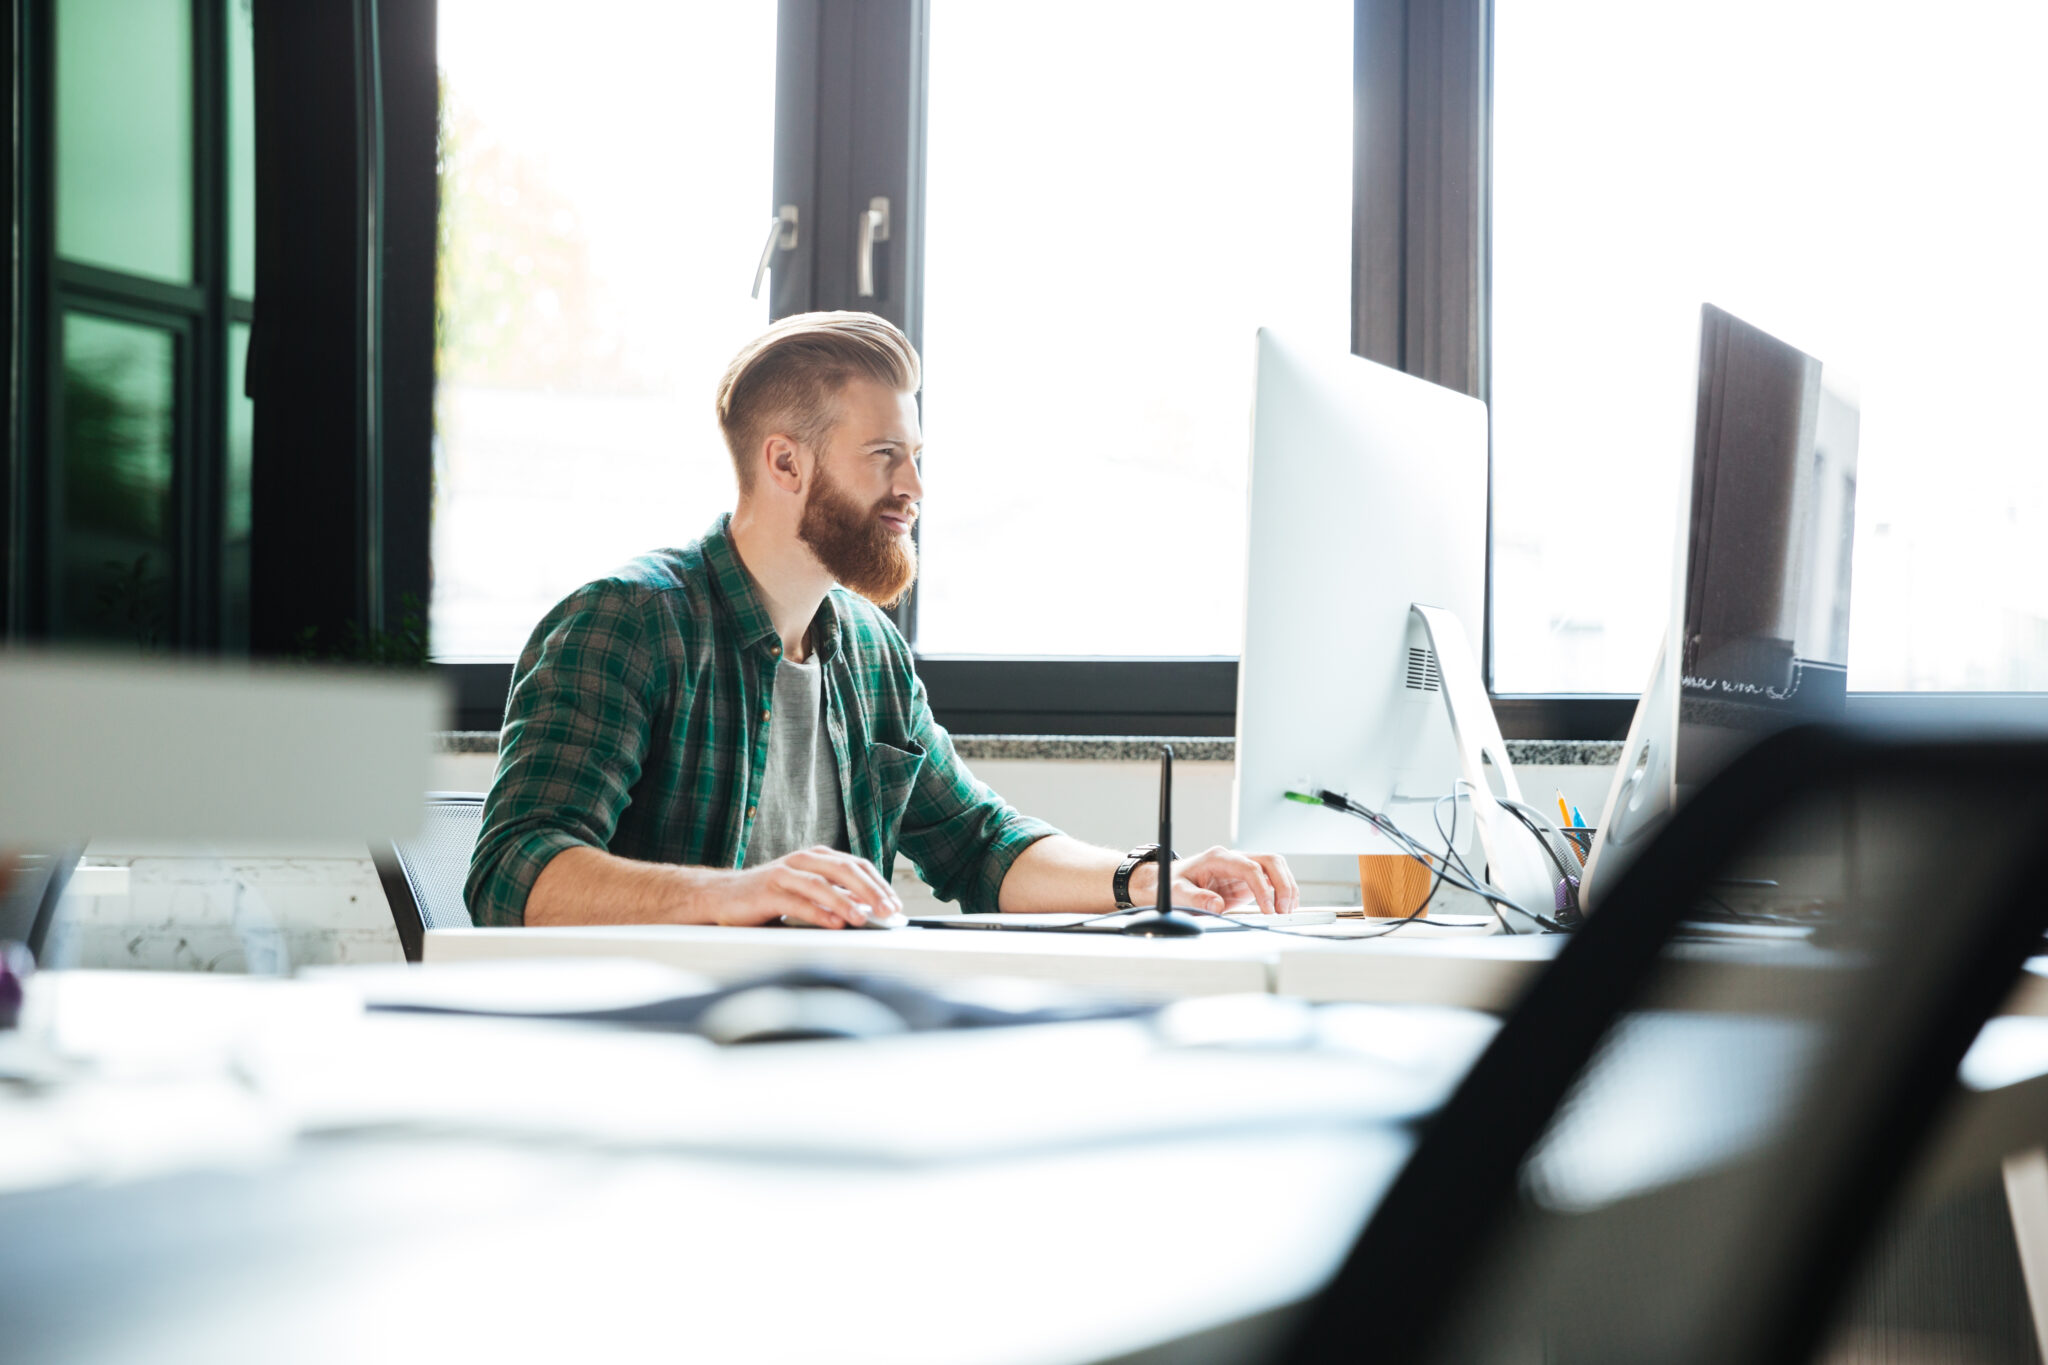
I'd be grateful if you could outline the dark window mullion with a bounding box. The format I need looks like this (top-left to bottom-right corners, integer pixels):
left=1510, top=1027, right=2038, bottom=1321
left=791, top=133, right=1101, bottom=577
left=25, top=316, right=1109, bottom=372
left=171, top=307, right=200, bottom=646
left=769, top=0, right=821, bottom=322
left=8, top=0, right=56, bottom=637
left=186, top=0, right=230, bottom=648
left=807, top=0, right=925, bottom=645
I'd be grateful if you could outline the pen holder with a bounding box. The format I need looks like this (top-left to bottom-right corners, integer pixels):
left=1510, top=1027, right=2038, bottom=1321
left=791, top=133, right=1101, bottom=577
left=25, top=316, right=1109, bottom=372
left=1358, top=854, right=1434, bottom=918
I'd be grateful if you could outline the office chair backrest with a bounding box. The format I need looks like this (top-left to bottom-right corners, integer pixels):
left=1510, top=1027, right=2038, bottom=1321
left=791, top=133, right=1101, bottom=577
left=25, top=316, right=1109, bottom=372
left=0, top=847, right=83, bottom=960
left=1281, top=726, right=2048, bottom=1365
left=374, top=793, right=485, bottom=962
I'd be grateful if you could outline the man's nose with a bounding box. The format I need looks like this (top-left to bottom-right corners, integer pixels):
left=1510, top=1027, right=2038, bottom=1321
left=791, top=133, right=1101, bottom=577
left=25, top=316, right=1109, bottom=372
left=897, top=458, right=924, bottom=504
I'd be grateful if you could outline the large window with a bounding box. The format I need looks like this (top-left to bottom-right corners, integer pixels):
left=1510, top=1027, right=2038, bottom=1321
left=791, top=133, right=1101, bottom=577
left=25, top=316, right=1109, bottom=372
left=432, top=1, right=1353, bottom=672
left=1491, top=0, right=2048, bottom=693
left=917, top=0, right=1353, bottom=656
left=431, top=0, right=775, bottom=660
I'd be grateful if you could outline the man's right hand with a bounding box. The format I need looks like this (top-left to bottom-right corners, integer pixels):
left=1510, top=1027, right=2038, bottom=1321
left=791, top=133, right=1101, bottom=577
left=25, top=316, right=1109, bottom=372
left=524, top=844, right=906, bottom=929
left=705, top=846, right=904, bottom=929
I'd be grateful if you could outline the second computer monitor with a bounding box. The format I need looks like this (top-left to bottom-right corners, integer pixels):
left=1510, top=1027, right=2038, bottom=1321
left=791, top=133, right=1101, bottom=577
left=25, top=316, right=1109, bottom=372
left=1232, top=330, right=1491, bottom=861
left=1582, top=304, right=1861, bottom=904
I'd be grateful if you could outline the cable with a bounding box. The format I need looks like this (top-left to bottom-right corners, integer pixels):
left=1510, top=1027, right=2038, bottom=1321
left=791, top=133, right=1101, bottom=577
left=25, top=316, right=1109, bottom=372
left=1076, top=793, right=1468, bottom=943
left=1287, top=786, right=1575, bottom=934
left=1500, top=799, right=1580, bottom=885
left=1435, top=787, right=1484, bottom=889
left=1303, top=787, right=1560, bottom=930
left=1175, top=797, right=1459, bottom=941
left=1441, top=783, right=1512, bottom=933
left=1498, top=798, right=1591, bottom=929
left=1079, top=787, right=1576, bottom=943
left=1436, top=789, right=1508, bottom=933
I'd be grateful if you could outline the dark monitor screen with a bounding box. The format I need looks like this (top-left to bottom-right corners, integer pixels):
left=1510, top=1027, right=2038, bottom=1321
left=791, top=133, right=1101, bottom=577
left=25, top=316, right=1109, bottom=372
left=1678, top=304, right=1860, bottom=785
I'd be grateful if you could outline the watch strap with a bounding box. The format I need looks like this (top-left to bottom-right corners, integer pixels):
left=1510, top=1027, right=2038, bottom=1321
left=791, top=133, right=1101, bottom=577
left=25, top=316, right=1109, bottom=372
left=1112, top=844, right=1174, bottom=909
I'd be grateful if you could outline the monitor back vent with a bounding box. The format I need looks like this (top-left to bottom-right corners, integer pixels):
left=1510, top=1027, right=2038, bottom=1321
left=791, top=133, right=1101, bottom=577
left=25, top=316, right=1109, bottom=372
left=1405, top=647, right=1442, bottom=693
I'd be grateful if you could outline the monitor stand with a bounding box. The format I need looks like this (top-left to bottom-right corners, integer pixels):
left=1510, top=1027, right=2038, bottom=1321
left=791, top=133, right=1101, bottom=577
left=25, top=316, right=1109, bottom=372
left=1580, top=627, right=1680, bottom=911
left=1409, top=604, right=1561, bottom=932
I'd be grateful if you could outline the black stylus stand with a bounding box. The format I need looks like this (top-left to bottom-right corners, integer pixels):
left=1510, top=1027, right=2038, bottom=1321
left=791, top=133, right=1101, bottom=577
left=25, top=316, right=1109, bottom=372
left=1119, top=745, right=1206, bottom=939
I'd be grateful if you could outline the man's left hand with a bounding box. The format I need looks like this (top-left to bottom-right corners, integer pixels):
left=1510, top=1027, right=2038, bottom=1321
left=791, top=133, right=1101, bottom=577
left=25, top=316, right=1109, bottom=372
left=1133, top=847, right=1299, bottom=915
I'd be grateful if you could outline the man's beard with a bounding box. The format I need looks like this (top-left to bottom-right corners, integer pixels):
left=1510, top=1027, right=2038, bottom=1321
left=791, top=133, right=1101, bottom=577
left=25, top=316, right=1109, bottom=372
left=797, top=463, right=919, bottom=608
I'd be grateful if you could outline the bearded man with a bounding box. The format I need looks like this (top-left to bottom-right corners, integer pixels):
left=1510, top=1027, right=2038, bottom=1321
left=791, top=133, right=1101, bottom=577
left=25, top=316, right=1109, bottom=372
left=466, top=312, right=1298, bottom=928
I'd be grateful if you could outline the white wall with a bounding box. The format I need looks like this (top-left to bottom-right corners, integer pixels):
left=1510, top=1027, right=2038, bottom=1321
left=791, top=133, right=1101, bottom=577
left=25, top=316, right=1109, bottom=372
left=48, top=841, right=403, bottom=973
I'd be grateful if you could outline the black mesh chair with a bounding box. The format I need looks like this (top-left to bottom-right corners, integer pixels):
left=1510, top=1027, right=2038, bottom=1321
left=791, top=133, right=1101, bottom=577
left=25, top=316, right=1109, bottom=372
left=1278, top=726, right=2048, bottom=1365
left=373, top=793, right=485, bottom=962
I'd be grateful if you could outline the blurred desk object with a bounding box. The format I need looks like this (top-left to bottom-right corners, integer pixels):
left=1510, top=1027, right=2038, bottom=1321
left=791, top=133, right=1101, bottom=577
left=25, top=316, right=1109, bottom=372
left=427, top=923, right=1283, bottom=1001
left=0, top=968, right=1485, bottom=1364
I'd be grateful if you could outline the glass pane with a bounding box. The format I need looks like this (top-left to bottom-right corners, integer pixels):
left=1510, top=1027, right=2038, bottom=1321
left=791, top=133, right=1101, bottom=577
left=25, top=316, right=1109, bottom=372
left=56, top=0, right=194, bottom=284
left=1491, top=0, right=2048, bottom=691
left=60, top=313, right=177, bottom=646
left=227, top=0, right=256, bottom=298
left=918, top=1, right=1352, bottom=655
left=223, top=323, right=254, bottom=649
left=431, top=0, right=775, bottom=659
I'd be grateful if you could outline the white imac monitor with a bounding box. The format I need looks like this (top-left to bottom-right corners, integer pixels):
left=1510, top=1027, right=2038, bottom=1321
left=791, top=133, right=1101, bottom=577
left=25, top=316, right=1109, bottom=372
left=1581, top=303, right=1861, bottom=906
left=1233, top=331, right=1558, bottom=927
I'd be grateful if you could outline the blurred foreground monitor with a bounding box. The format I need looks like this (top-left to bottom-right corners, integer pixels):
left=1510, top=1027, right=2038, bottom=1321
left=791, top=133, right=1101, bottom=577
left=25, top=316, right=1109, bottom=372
left=0, top=651, right=444, bottom=847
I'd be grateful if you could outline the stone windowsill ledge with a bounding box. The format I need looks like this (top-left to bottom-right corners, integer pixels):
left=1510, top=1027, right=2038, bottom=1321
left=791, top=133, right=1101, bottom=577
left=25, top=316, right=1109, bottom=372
left=437, top=731, right=1621, bottom=766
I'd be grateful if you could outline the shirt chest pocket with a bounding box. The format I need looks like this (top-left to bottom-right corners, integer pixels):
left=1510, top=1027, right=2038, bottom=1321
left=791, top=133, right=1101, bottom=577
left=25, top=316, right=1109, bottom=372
left=866, top=739, right=926, bottom=867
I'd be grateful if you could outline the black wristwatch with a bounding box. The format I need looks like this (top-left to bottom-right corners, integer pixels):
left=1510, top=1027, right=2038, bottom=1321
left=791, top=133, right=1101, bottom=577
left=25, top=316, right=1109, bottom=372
left=1113, top=844, right=1175, bottom=909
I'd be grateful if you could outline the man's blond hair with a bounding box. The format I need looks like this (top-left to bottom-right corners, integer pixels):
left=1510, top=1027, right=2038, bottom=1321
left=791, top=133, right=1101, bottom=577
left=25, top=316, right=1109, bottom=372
left=715, top=311, right=922, bottom=492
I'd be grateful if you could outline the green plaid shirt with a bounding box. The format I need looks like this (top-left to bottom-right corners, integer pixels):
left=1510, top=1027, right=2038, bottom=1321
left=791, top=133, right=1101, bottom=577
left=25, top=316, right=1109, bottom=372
left=465, top=514, right=1059, bottom=926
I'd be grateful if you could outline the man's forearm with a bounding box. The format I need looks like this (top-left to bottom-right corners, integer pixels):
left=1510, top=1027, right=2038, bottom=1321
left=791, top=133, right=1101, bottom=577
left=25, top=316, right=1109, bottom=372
left=525, top=845, right=716, bottom=926
left=995, top=835, right=1134, bottom=914
left=523, top=843, right=906, bottom=929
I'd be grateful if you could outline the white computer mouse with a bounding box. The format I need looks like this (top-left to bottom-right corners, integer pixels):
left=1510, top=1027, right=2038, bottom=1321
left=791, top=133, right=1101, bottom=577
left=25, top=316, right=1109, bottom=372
left=779, top=907, right=909, bottom=930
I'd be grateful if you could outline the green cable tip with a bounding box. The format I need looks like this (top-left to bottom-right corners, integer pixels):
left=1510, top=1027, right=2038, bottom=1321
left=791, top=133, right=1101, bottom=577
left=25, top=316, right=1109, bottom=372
left=1284, top=790, right=1323, bottom=805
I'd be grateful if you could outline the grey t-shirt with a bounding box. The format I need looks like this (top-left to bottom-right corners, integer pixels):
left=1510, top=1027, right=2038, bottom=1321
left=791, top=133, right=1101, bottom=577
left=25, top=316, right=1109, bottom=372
left=741, top=652, right=849, bottom=867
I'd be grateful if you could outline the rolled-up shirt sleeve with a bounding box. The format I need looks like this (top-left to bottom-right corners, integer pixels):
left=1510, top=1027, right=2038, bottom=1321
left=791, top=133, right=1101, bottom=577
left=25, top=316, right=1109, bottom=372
left=464, top=583, right=661, bottom=926
left=894, top=669, right=1059, bottom=915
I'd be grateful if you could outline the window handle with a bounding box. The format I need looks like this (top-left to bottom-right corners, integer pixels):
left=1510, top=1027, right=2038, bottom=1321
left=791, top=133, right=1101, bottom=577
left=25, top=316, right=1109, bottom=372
left=751, top=205, right=799, bottom=300
left=856, top=196, right=890, bottom=298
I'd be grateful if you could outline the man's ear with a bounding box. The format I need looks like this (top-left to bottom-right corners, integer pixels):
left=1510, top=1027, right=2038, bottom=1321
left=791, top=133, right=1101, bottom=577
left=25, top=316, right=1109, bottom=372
left=763, top=434, right=806, bottom=495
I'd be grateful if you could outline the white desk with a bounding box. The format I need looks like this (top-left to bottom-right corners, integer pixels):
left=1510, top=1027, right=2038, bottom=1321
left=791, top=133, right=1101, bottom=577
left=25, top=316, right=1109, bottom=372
left=430, top=923, right=2048, bottom=1023
left=1276, top=936, right=2048, bottom=1020
left=1274, top=934, right=1564, bottom=1010
left=0, top=969, right=1443, bottom=1364
left=426, top=922, right=1283, bottom=1001
left=13, top=963, right=2048, bottom=1361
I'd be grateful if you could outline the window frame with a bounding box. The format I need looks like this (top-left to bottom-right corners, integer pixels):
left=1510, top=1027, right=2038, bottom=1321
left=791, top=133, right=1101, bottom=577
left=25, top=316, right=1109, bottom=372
left=242, top=0, right=434, bottom=659
left=5, top=0, right=251, bottom=648
left=432, top=0, right=2048, bottom=738
left=438, top=0, right=1565, bottom=738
